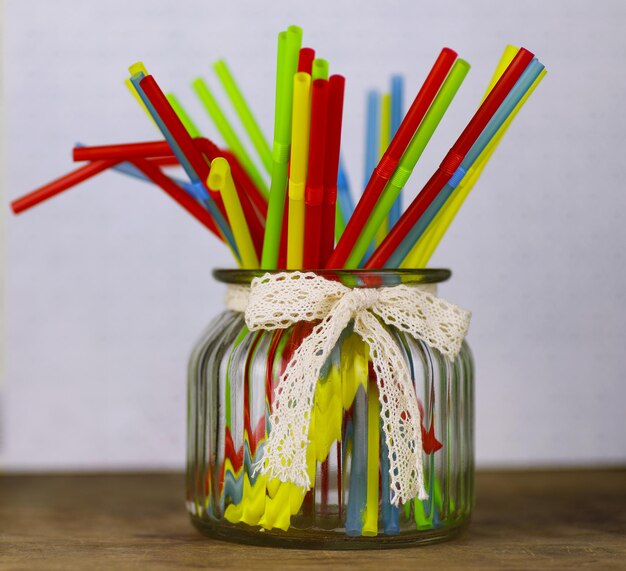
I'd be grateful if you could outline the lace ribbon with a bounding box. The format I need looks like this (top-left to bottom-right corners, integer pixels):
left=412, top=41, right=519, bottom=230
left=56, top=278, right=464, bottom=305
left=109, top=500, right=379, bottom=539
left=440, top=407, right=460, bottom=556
left=225, top=271, right=471, bottom=505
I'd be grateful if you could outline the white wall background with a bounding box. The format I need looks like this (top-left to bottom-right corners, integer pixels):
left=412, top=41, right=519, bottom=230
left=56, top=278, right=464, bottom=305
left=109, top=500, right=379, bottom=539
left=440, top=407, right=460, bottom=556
left=3, top=0, right=625, bottom=470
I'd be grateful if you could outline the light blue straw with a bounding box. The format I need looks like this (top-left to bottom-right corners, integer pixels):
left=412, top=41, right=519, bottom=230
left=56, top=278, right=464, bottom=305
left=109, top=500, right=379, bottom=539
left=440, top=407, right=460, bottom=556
left=384, top=58, right=545, bottom=267
left=337, top=156, right=354, bottom=222
left=388, top=75, right=404, bottom=226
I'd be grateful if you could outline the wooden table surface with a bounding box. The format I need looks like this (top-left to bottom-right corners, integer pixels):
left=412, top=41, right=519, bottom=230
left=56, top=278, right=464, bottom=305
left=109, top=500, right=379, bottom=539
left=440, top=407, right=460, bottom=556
left=1, top=469, right=624, bottom=570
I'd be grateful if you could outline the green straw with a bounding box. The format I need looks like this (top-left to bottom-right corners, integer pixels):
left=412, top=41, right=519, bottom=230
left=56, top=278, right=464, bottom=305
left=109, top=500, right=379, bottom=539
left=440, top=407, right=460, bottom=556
left=335, top=202, right=346, bottom=241
left=166, top=93, right=202, bottom=138
left=261, top=25, right=302, bottom=268
left=213, top=60, right=273, bottom=175
left=191, top=77, right=269, bottom=198
left=311, top=58, right=329, bottom=81
left=345, top=58, right=471, bottom=268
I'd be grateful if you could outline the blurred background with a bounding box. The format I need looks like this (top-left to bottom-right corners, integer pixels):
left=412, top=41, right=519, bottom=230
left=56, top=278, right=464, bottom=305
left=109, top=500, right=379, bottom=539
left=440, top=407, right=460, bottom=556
left=2, top=0, right=625, bottom=471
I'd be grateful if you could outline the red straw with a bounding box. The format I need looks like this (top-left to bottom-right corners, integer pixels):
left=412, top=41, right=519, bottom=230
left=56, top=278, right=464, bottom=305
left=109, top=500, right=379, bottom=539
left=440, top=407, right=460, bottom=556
left=303, top=79, right=329, bottom=269
left=298, top=48, right=315, bottom=74
left=364, top=47, right=535, bottom=268
left=138, top=75, right=228, bottom=218
left=11, top=160, right=118, bottom=214
left=131, top=158, right=222, bottom=238
left=73, top=141, right=173, bottom=162
left=278, top=194, right=289, bottom=269
left=320, top=75, right=346, bottom=266
left=325, top=47, right=458, bottom=268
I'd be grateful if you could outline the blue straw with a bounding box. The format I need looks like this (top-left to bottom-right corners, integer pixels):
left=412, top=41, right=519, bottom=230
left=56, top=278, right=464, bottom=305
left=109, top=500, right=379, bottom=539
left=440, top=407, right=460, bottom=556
left=130, top=72, right=198, bottom=183
left=337, top=156, right=354, bottom=223
left=363, top=90, right=380, bottom=260
left=345, top=385, right=368, bottom=536
left=388, top=75, right=404, bottom=226
left=384, top=58, right=545, bottom=267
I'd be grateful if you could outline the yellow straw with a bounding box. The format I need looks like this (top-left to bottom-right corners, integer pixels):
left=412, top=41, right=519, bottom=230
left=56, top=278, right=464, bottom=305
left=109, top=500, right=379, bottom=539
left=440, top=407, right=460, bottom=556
left=375, top=93, right=392, bottom=247
left=362, top=380, right=380, bottom=536
left=286, top=72, right=312, bottom=270
left=404, top=46, right=546, bottom=267
left=125, top=62, right=155, bottom=126
left=207, top=158, right=259, bottom=269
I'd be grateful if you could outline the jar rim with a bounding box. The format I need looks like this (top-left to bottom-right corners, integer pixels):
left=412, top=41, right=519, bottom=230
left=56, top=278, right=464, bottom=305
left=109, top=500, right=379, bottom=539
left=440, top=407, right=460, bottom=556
left=213, top=268, right=451, bottom=287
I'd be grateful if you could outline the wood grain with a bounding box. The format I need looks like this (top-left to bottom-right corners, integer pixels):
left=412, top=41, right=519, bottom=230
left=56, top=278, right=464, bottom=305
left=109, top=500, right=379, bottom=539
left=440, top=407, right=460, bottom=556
left=1, top=469, right=624, bottom=570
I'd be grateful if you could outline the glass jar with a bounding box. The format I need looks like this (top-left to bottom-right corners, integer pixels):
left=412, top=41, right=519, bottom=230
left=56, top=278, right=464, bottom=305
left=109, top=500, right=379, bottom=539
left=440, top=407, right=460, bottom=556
left=187, top=269, right=474, bottom=548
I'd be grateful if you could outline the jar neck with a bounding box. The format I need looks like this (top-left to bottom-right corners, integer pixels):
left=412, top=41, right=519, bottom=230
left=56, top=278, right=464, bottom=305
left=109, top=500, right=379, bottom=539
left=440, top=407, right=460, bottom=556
left=213, top=268, right=451, bottom=288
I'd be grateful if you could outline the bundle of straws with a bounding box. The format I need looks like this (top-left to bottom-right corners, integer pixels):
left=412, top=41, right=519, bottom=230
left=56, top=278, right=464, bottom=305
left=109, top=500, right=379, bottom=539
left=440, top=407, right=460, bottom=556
left=11, top=26, right=545, bottom=272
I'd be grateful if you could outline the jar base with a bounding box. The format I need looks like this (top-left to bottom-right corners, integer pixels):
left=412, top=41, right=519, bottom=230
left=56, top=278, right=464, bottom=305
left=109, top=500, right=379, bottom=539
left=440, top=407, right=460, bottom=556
left=190, top=516, right=468, bottom=550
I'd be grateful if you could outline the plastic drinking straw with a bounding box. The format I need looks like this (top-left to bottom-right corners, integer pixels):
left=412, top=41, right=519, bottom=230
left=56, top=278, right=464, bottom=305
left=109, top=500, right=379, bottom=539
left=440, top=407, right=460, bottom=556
left=345, top=385, right=368, bottom=536
left=408, top=45, right=519, bottom=266
left=297, top=47, right=315, bottom=74
left=131, top=157, right=238, bottom=250
left=344, top=58, right=470, bottom=268
left=363, top=47, right=535, bottom=269
left=213, top=59, right=273, bottom=175
left=413, top=70, right=545, bottom=268
left=208, top=158, right=259, bottom=268
left=125, top=78, right=157, bottom=127
left=261, top=26, right=303, bottom=269
left=166, top=93, right=202, bottom=138
left=326, top=47, right=457, bottom=269
left=385, top=59, right=545, bottom=267
left=320, top=75, right=345, bottom=266
left=388, top=75, right=404, bottom=226
left=192, top=77, right=269, bottom=197
left=335, top=157, right=353, bottom=240
left=73, top=140, right=175, bottom=162
left=374, top=93, right=392, bottom=247
left=131, top=72, right=231, bottom=233
left=362, top=380, right=380, bottom=536
left=303, top=79, right=329, bottom=268
left=364, top=91, right=380, bottom=187
left=130, top=71, right=201, bottom=186
left=312, top=58, right=329, bottom=81
left=286, top=72, right=312, bottom=269
left=11, top=160, right=119, bottom=214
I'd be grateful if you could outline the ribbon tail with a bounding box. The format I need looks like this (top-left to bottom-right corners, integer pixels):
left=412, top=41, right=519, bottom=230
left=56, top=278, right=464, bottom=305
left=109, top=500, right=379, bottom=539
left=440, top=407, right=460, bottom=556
left=354, top=310, right=428, bottom=505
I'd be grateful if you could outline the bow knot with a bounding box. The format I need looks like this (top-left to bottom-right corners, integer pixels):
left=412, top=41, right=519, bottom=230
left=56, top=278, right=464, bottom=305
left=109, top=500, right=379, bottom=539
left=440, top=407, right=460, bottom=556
left=344, top=287, right=380, bottom=313
left=227, top=271, right=471, bottom=506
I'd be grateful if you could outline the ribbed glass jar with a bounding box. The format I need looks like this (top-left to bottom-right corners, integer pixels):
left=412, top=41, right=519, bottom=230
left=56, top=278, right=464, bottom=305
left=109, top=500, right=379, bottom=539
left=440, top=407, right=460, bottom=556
left=187, top=269, right=474, bottom=548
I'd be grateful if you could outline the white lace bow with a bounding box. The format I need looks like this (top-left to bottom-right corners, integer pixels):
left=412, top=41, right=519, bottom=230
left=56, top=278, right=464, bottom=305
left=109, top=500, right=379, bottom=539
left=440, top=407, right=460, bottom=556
left=225, top=271, right=471, bottom=505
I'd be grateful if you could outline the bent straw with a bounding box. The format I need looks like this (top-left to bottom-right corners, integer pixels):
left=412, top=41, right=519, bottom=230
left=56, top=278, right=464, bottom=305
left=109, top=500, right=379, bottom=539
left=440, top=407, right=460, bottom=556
left=364, top=47, right=535, bottom=269
left=192, top=77, right=269, bottom=197
left=76, top=142, right=239, bottom=251
left=213, top=59, right=273, bottom=174
left=297, top=47, right=315, bottom=74
left=386, top=58, right=545, bottom=267
left=131, top=158, right=235, bottom=249
left=388, top=75, right=404, bottom=226
left=374, top=93, right=392, bottom=247
left=345, top=58, right=470, bottom=268
left=320, top=75, right=345, bottom=266
left=11, top=160, right=118, bottom=214
left=312, top=58, right=329, bottom=81
left=303, top=79, right=329, bottom=268
left=287, top=72, right=312, bottom=269
left=412, top=69, right=545, bottom=267
left=166, top=93, right=202, bottom=138
left=326, top=47, right=458, bottom=268
left=261, top=26, right=302, bottom=268
left=208, top=158, right=259, bottom=268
